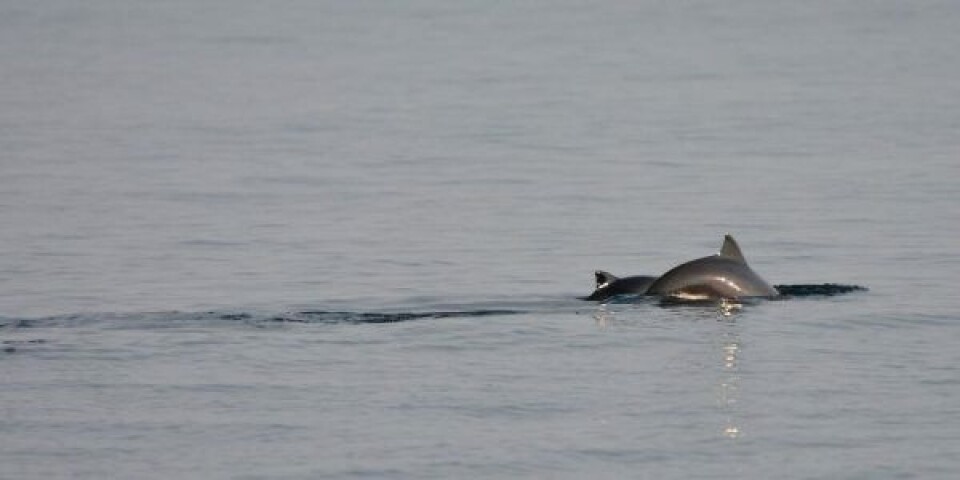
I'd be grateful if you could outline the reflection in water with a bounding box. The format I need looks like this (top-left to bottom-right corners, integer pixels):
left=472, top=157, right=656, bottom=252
left=590, top=300, right=746, bottom=439
left=716, top=302, right=743, bottom=439
left=592, top=303, right=615, bottom=329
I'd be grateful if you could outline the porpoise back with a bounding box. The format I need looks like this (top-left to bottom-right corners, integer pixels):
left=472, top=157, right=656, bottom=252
left=645, top=235, right=779, bottom=300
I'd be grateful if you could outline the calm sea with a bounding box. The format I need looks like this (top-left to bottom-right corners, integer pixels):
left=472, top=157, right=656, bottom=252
left=2, top=1, right=958, bottom=478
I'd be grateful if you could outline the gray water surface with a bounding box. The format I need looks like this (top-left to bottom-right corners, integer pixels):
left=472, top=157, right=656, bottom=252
left=2, top=1, right=958, bottom=478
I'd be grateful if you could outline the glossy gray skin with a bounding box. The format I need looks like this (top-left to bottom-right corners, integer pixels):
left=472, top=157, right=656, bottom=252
left=583, top=271, right=658, bottom=301
left=644, top=256, right=779, bottom=299
left=645, top=235, right=779, bottom=300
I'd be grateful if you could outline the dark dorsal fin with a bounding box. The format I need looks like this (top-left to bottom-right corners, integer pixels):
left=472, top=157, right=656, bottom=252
left=595, top=270, right=618, bottom=288
left=718, top=234, right=747, bottom=263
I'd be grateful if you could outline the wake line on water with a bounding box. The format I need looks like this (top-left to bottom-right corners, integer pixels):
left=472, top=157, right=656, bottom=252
left=773, top=283, right=868, bottom=297
left=0, top=309, right=530, bottom=329
left=0, top=284, right=866, bottom=329
left=231, top=309, right=525, bottom=324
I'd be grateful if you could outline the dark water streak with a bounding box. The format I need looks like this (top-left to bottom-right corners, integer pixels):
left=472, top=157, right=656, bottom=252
left=774, top=283, right=868, bottom=297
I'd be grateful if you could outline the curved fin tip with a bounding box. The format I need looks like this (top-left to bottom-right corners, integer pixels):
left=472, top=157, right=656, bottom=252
left=719, top=234, right=747, bottom=263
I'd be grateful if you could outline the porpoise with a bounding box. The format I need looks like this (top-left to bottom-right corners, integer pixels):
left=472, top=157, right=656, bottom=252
left=583, top=271, right=658, bottom=301
left=584, top=235, right=779, bottom=302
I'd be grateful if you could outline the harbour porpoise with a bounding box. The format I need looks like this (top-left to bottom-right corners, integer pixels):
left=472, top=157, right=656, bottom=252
left=584, top=235, right=779, bottom=302
left=645, top=234, right=779, bottom=301
left=583, top=271, right=658, bottom=301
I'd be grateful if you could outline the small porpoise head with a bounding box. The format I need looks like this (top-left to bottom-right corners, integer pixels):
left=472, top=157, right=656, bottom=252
left=645, top=234, right=779, bottom=301
left=583, top=271, right=658, bottom=301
